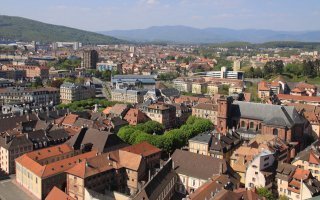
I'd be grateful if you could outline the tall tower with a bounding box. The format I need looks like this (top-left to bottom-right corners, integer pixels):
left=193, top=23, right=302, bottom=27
left=217, top=97, right=228, bottom=135
left=82, top=50, right=99, bottom=69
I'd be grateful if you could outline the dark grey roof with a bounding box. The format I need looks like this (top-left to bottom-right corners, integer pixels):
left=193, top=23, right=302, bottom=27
left=67, top=128, right=127, bottom=153
left=0, top=135, right=32, bottom=150
left=133, top=159, right=177, bottom=200
left=160, top=88, right=180, bottom=98
left=276, top=163, right=296, bottom=181
left=172, top=149, right=237, bottom=180
left=231, top=101, right=305, bottom=128
left=189, top=133, right=211, bottom=144
left=0, top=114, right=38, bottom=133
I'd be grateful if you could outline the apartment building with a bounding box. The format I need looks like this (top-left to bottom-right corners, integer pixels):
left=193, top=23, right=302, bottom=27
left=60, top=82, right=95, bottom=104
left=144, top=103, right=176, bottom=129
left=192, top=103, right=218, bottom=125
left=0, top=87, right=60, bottom=106
left=2, top=65, right=49, bottom=79
left=245, top=150, right=276, bottom=190
left=82, top=50, right=98, bottom=69
left=111, top=88, right=146, bottom=104
left=276, top=163, right=320, bottom=200
left=173, top=78, right=192, bottom=93
left=188, top=131, right=241, bottom=161
left=15, top=144, right=96, bottom=199
left=66, top=150, right=147, bottom=199
left=172, top=149, right=239, bottom=195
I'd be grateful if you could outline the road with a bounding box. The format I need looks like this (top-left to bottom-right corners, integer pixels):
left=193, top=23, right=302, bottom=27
left=92, top=77, right=112, bottom=100
left=0, top=177, right=36, bottom=200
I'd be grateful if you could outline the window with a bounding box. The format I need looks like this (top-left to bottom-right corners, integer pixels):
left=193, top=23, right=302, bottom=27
left=241, top=121, right=246, bottom=128
left=280, top=188, right=283, bottom=192
left=252, top=178, right=256, bottom=182
left=288, top=190, right=291, bottom=196
left=273, top=128, right=278, bottom=136
left=249, top=122, right=254, bottom=129
left=192, top=180, right=196, bottom=186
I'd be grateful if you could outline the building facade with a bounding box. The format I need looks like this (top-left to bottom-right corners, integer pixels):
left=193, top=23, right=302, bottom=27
left=60, top=82, right=95, bottom=104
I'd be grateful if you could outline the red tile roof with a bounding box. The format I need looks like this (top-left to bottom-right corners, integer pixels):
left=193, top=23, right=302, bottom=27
left=278, top=94, right=320, bottom=102
left=45, top=186, right=75, bottom=200
left=121, top=141, right=161, bottom=157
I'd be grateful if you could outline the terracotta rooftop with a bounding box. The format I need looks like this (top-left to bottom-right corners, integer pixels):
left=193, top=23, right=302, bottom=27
left=121, top=141, right=161, bottom=157
left=26, top=144, right=73, bottom=162
left=124, top=108, right=149, bottom=125
left=278, top=94, right=320, bottom=102
left=16, top=149, right=97, bottom=178
left=45, top=186, right=75, bottom=200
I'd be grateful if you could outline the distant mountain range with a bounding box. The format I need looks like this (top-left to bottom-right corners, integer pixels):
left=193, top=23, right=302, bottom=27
left=100, top=25, right=320, bottom=44
left=0, top=15, right=124, bottom=44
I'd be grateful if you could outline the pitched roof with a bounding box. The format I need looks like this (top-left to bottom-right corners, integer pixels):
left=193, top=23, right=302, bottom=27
left=66, top=128, right=126, bottom=153
left=124, top=108, right=149, bottom=125
left=278, top=94, right=320, bottom=103
left=45, top=186, right=75, bottom=200
left=231, top=101, right=304, bottom=128
left=121, top=141, right=161, bottom=157
left=193, top=103, right=218, bottom=111
left=16, top=150, right=97, bottom=178
left=172, top=149, right=234, bottom=180
left=25, top=143, right=73, bottom=161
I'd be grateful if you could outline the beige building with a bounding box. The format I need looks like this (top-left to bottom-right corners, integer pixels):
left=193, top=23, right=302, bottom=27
left=206, top=83, right=219, bottom=96
left=292, top=147, right=320, bottom=181
left=192, top=103, right=218, bottom=125
left=111, top=88, right=145, bottom=104
left=144, top=103, right=176, bottom=129
left=192, top=82, right=207, bottom=94
left=173, top=78, right=192, bottom=93
left=2, top=65, right=49, bottom=79
left=229, top=85, right=244, bottom=95
left=0, top=134, right=33, bottom=174
left=245, top=150, right=275, bottom=190
left=276, top=163, right=320, bottom=200
left=15, top=144, right=96, bottom=199
left=60, top=82, right=95, bottom=104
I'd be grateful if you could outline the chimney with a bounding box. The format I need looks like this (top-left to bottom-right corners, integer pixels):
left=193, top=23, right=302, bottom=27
left=26, top=133, right=29, bottom=140
left=148, top=170, right=151, bottom=181
left=107, top=153, right=110, bottom=160
left=46, top=108, right=50, bottom=118
left=5, top=135, right=10, bottom=144
left=26, top=114, right=30, bottom=121
left=219, top=162, right=224, bottom=174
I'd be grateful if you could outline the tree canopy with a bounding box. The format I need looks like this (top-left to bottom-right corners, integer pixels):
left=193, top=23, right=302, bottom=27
left=117, top=116, right=213, bottom=153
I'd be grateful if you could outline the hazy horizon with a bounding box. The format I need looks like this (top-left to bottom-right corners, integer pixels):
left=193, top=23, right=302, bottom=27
left=1, top=0, right=320, bottom=32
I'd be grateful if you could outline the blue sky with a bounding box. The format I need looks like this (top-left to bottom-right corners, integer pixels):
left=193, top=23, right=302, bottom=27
left=1, top=0, right=320, bottom=31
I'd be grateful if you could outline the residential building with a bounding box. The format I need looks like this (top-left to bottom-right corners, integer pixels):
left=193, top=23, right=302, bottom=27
left=111, top=88, right=146, bottom=104
left=173, top=78, right=192, bottom=93
left=197, top=67, right=244, bottom=80
left=0, top=87, right=60, bottom=106
left=245, top=150, right=276, bottom=190
left=2, top=65, right=49, bottom=79
left=132, top=159, right=177, bottom=200
left=188, top=131, right=241, bottom=161
left=124, top=108, right=150, bottom=125
left=206, top=83, right=219, bottom=96
left=276, top=163, right=320, bottom=200
left=60, top=82, right=95, bottom=104
left=291, top=82, right=317, bottom=96
left=278, top=94, right=320, bottom=106
left=188, top=175, right=241, bottom=200
left=96, top=61, right=121, bottom=72
left=121, top=141, right=161, bottom=170
left=66, top=149, right=147, bottom=199
left=0, top=70, right=26, bottom=80
left=192, top=103, right=218, bottom=125
left=15, top=144, right=97, bottom=199
left=192, top=81, right=207, bottom=94
left=172, top=149, right=239, bottom=196
left=292, top=143, right=320, bottom=181
left=144, top=103, right=176, bottom=129
left=82, top=50, right=98, bottom=69
left=46, top=186, right=75, bottom=200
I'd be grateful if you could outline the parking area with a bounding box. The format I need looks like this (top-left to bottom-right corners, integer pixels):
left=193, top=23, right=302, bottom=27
left=0, top=177, right=36, bottom=200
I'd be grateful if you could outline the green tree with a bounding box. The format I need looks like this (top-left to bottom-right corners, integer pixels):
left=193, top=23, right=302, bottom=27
left=256, top=187, right=275, bottom=200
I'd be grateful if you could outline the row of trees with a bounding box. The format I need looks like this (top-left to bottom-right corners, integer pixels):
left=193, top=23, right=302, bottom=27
left=245, top=59, right=320, bottom=79
left=57, top=99, right=119, bottom=112
left=117, top=116, right=213, bottom=153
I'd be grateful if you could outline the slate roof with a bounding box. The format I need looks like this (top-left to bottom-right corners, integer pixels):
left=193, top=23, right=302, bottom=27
left=66, top=128, right=127, bottom=153
left=0, top=134, right=32, bottom=150
left=171, top=149, right=238, bottom=180
left=231, top=101, right=305, bottom=128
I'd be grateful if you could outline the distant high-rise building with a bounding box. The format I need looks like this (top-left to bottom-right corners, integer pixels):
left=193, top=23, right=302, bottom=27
left=82, top=50, right=98, bottom=69
left=233, top=60, right=241, bottom=71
